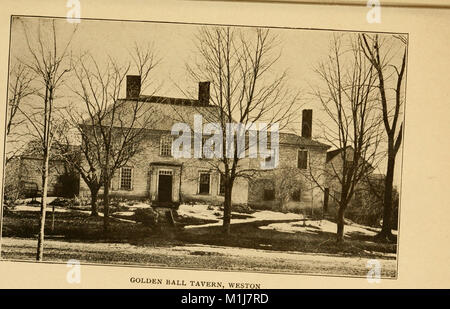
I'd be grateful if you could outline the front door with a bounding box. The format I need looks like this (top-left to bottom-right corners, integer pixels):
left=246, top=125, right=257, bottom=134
left=158, top=174, right=173, bottom=202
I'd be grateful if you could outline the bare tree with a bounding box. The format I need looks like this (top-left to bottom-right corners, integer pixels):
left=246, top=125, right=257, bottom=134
left=274, top=167, right=303, bottom=212
left=360, top=33, right=407, bottom=240
left=68, top=46, right=158, bottom=232
left=16, top=18, right=77, bottom=260
left=310, top=34, right=383, bottom=242
left=5, top=63, right=36, bottom=165
left=54, top=116, right=102, bottom=217
left=186, top=27, right=298, bottom=234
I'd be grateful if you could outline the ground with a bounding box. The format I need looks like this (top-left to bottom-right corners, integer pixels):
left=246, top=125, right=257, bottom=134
left=1, top=198, right=397, bottom=277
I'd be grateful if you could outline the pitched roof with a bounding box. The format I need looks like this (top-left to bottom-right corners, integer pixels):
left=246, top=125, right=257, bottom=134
left=19, top=140, right=80, bottom=161
left=326, top=147, right=347, bottom=162
left=278, top=132, right=330, bottom=149
left=92, top=96, right=221, bottom=131
left=92, top=95, right=329, bottom=149
left=326, top=146, right=374, bottom=169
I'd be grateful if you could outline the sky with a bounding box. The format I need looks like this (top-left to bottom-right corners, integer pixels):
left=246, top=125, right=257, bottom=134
left=8, top=16, right=406, bottom=185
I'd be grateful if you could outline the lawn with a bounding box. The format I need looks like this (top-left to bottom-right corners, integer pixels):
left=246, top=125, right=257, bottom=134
left=177, top=220, right=396, bottom=258
left=0, top=202, right=397, bottom=277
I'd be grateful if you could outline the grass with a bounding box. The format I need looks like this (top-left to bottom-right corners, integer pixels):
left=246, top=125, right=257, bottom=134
left=2, top=209, right=396, bottom=257
left=1, top=207, right=397, bottom=276
left=2, top=210, right=161, bottom=243
left=176, top=220, right=396, bottom=258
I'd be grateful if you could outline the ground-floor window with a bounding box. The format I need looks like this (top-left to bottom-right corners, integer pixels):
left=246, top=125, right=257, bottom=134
left=199, top=172, right=211, bottom=194
left=264, top=188, right=275, bottom=201
left=291, top=189, right=301, bottom=201
left=120, top=167, right=133, bottom=190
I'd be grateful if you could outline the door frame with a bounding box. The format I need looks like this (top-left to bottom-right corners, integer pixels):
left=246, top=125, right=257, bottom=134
left=157, top=169, right=173, bottom=202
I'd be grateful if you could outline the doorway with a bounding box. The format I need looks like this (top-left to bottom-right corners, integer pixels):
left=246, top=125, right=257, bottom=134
left=158, top=170, right=173, bottom=202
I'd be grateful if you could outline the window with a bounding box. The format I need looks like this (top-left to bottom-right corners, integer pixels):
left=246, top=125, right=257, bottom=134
left=264, top=189, right=275, bottom=201
left=219, top=174, right=226, bottom=195
left=160, top=135, right=173, bottom=157
left=291, top=189, right=301, bottom=202
left=202, top=136, right=213, bottom=159
left=297, top=149, right=308, bottom=169
left=159, top=169, right=173, bottom=176
left=120, top=167, right=133, bottom=190
left=199, top=172, right=211, bottom=194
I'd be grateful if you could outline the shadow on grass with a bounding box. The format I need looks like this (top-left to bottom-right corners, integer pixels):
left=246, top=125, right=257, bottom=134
left=176, top=219, right=397, bottom=258
left=3, top=210, right=396, bottom=258
left=2, top=210, right=168, bottom=244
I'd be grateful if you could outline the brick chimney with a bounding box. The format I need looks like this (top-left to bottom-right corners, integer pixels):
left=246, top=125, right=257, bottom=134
left=301, top=109, right=312, bottom=139
left=198, top=81, right=210, bottom=106
left=126, top=75, right=141, bottom=99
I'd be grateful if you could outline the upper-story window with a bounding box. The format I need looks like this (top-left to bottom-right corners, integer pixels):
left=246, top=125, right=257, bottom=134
left=297, top=149, right=308, bottom=169
left=160, top=135, right=173, bottom=157
left=202, top=136, right=212, bottom=159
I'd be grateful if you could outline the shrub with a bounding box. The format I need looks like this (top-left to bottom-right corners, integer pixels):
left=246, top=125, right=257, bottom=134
left=54, top=170, right=80, bottom=198
left=133, top=208, right=159, bottom=227
left=49, top=197, right=72, bottom=207
left=232, top=204, right=254, bottom=214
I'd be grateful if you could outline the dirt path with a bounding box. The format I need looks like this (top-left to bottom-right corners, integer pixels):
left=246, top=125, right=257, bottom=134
left=0, top=237, right=397, bottom=277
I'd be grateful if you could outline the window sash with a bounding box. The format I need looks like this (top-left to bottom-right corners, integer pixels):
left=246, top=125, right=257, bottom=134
left=160, top=135, right=173, bottom=157
left=264, top=189, right=275, bottom=201
left=292, top=189, right=301, bottom=201
left=199, top=173, right=210, bottom=194
left=120, top=167, right=133, bottom=190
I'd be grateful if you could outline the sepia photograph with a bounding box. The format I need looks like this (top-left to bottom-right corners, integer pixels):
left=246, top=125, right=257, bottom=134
left=1, top=15, right=407, bottom=279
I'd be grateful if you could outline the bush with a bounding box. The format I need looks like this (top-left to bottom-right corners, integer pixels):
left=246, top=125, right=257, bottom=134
left=49, top=197, right=72, bottom=207
left=133, top=208, right=159, bottom=227
left=54, top=170, right=80, bottom=198
left=232, top=204, right=254, bottom=214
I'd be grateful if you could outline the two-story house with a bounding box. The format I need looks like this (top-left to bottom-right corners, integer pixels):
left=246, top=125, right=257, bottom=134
left=79, top=76, right=330, bottom=211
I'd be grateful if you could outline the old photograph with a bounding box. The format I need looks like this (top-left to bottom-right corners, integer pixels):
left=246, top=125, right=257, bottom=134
left=1, top=15, right=407, bottom=278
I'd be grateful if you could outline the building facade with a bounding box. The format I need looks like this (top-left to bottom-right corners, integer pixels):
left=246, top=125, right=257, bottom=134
left=79, top=76, right=331, bottom=211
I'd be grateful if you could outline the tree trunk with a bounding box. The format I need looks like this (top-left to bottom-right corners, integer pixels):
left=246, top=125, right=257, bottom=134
left=90, top=189, right=99, bottom=217
left=223, top=182, right=233, bottom=235
left=51, top=204, right=55, bottom=233
left=36, top=155, right=49, bottom=261
left=379, top=150, right=395, bottom=240
left=336, top=204, right=345, bottom=243
left=103, top=178, right=111, bottom=235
